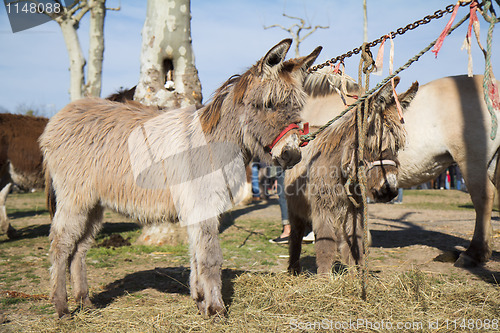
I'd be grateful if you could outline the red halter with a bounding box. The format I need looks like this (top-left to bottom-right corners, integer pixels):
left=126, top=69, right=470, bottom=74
left=267, top=122, right=310, bottom=151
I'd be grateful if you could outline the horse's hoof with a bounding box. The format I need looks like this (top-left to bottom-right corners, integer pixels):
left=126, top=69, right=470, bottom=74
left=454, top=253, right=481, bottom=268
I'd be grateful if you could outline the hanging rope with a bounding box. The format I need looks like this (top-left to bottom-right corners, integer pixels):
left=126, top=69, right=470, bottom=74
left=480, top=0, right=500, bottom=139
left=359, top=51, right=373, bottom=300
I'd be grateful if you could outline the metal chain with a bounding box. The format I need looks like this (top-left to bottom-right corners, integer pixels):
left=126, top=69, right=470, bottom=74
left=309, top=1, right=473, bottom=73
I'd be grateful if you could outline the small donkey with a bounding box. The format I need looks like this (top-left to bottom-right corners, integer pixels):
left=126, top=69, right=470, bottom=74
left=286, top=78, right=419, bottom=274
left=40, top=39, right=321, bottom=317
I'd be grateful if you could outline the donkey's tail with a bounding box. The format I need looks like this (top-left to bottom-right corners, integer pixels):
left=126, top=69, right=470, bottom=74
left=44, top=163, right=56, bottom=220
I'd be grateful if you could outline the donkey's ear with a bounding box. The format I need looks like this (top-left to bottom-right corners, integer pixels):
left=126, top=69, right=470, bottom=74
left=301, top=46, right=323, bottom=70
left=373, top=77, right=400, bottom=111
left=398, top=81, right=419, bottom=110
left=260, top=39, right=292, bottom=73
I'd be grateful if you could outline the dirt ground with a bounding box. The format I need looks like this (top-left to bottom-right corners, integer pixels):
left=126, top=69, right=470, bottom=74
left=229, top=190, right=500, bottom=282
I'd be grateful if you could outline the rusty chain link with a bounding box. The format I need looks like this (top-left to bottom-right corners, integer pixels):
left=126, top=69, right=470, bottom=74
left=309, top=1, right=475, bottom=72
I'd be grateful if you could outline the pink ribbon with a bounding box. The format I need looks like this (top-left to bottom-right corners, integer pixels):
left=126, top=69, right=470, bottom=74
left=432, top=2, right=460, bottom=58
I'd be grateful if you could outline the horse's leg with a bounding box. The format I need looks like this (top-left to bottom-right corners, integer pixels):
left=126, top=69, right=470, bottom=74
left=288, top=212, right=306, bottom=275
left=455, top=177, right=494, bottom=267
left=314, top=214, right=337, bottom=275
left=187, top=218, right=225, bottom=316
left=49, top=204, right=88, bottom=318
left=69, top=204, right=103, bottom=309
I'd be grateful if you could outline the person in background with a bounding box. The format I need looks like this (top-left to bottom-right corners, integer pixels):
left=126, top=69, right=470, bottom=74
left=270, top=167, right=314, bottom=244
left=251, top=159, right=261, bottom=202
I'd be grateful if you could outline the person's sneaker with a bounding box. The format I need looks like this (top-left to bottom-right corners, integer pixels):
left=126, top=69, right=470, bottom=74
left=269, top=236, right=289, bottom=244
left=302, top=231, right=315, bottom=243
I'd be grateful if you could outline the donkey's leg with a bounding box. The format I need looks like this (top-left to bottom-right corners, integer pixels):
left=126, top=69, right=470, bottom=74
left=339, top=210, right=365, bottom=267
left=288, top=212, right=306, bottom=275
left=49, top=205, right=89, bottom=318
left=187, top=224, right=204, bottom=311
left=314, top=214, right=337, bottom=275
left=455, top=177, right=494, bottom=267
left=0, top=183, right=14, bottom=238
left=69, top=205, right=104, bottom=308
left=187, top=218, right=225, bottom=316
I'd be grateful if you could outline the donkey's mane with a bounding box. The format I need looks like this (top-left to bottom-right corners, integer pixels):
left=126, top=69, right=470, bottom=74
left=315, top=99, right=405, bottom=160
left=315, top=109, right=357, bottom=155
left=200, top=74, right=246, bottom=133
left=304, top=68, right=359, bottom=98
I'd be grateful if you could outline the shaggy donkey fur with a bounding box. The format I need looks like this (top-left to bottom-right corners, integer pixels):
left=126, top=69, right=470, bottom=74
left=40, top=39, right=322, bottom=318
left=286, top=78, right=419, bottom=275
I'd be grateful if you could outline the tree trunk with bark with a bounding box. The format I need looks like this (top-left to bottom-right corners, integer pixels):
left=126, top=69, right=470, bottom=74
left=59, top=18, right=86, bottom=101
left=134, top=0, right=202, bottom=109
left=85, top=0, right=106, bottom=97
left=52, top=0, right=107, bottom=101
left=135, top=0, right=202, bottom=245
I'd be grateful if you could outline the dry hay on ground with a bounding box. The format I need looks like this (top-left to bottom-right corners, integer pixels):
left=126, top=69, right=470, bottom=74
left=6, top=269, right=500, bottom=332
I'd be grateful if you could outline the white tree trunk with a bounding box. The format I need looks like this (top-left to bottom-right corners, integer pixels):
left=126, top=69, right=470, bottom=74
left=134, top=0, right=202, bottom=109
left=85, top=0, right=106, bottom=97
left=135, top=0, right=201, bottom=246
left=59, top=19, right=86, bottom=101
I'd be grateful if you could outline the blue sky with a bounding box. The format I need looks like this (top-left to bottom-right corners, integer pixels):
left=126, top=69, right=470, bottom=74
left=0, top=0, right=498, bottom=116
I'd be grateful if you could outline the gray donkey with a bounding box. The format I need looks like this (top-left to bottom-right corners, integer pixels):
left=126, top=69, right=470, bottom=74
left=286, top=78, right=419, bottom=275
left=40, top=39, right=322, bottom=317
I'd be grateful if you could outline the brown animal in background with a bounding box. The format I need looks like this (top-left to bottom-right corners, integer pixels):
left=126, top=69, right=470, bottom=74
left=106, top=86, right=136, bottom=103
left=286, top=78, right=419, bottom=274
left=40, top=39, right=322, bottom=318
left=0, top=113, right=48, bottom=239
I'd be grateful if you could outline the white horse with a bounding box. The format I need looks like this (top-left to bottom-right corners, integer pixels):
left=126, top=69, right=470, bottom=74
left=302, top=73, right=500, bottom=267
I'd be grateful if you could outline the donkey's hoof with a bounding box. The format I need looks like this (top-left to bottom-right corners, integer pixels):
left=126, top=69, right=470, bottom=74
left=454, top=253, right=480, bottom=268
left=76, top=295, right=94, bottom=308
left=6, top=227, right=19, bottom=240
left=54, top=301, right=71, bottom=319
left=197, top=300, right=226, bottom=318
left=208, top=304, right=227, bottom=318
left=55, top=310, right=72, bottom=320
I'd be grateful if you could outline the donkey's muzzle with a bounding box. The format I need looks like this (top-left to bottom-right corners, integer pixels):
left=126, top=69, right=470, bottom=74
left=275, top=146, right=302, bottom=169
left=370, top=173, right=399, bottom=203
left=371, top=182, right=398, bottom=203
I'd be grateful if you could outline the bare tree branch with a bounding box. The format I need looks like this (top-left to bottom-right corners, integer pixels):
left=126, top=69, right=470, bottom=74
left=263, top=12, right=329, bottom=57
left=106, top=0, right=120, bottom=11
left=298, top=25, right=329, bottom=43
left=72, top=2, right=90, bottom=22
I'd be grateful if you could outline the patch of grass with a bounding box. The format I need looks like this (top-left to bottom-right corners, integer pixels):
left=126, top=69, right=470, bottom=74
left=25, top=272, right=40, bottom=283
left=87, top=242, right=190, bottom=268
left=30, top=303, right=55, bottom=315
left=399, top=189, right=477, bottom=211
left=0, top=297, right=27, bottom=307
left=2, top=275, right=22, bottom=283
